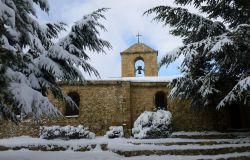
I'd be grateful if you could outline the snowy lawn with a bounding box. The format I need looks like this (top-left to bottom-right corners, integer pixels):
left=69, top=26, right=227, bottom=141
left=0, top=132, right=249, bottom=160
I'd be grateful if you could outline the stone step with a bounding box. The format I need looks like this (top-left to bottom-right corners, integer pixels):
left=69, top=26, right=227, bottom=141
left=130, top=141, right=232, bottom=146
left=0, top=144, right=103, bottom=152
left=171, top=132, right=250, bottom=139
left=216, top=157, right=250, bottom=160
left=171, top=134, right=250, bottom=139
left=128, top=137, right=250, bottom=146
left=113, top=145, right=250, bottom=157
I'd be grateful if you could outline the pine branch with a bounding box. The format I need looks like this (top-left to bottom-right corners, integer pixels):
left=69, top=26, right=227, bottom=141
left=33, top=0, right=50, bottom=12
left=217, top=76, right=250, bottom=109
left=175, top=0, right=250, bottom=28
left=144, top=6, right=227, bottom=44
left=0, top=1, right=111, bottom=122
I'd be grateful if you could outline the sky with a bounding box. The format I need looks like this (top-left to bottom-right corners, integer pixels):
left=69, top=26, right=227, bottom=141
left=37, top=0, right=197, bottom=79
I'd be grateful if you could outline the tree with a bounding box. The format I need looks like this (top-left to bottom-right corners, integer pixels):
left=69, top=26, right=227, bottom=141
left=144, top=0, right=250, bottom=109
left=0, top=0, right=111, bottom=123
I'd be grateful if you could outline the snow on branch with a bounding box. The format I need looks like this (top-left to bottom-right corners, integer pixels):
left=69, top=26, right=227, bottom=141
left=217, top=76, right=250, bottom=109
left=59, top=8, right=111, bottom=58
left=9, top=82, right=61, bottom=120
left=46, top=22, right=66, bottom=39
left=144, top=6, right=227, bottom=44
left=35, top=54, right=64, bottom=78
left=33, top=0, right=50, bottom=12
left=160, top=33, right=233, bottom=68
left=0, top=0, right=16, bottom=27
left=0, top=0, right=111, bottom=122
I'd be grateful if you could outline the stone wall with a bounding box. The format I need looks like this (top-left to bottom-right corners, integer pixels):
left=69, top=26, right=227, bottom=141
left=0, top=80, right=249, bottom=138
left=50, top=81, right=132, bottom=136
left=168, top=99, right=230, bottom=131
left=0, top=120, right=39, bottom=138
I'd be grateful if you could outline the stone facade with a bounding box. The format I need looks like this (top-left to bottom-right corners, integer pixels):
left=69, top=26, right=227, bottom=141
left=0, top=43, right=249, bottom=138
left=2, top=79, right=249, bottom=138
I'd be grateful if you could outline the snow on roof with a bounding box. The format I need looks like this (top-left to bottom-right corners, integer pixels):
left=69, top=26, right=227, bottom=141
left=95, top=75, right=181, bottom=82
left=121, top=43, right=156, bottom=53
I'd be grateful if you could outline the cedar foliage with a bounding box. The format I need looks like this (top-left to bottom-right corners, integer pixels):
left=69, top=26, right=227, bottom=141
left=145, top=0, right=250, bottom=108
left=0, top=0, right=111, bottom=122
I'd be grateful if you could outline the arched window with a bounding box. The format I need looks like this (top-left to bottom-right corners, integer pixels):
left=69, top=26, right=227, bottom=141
left=134, top=57, right=145, bottom=77
left=65, top=92, right=80, bottom=116
left=155, top=91, right=167, bottom=110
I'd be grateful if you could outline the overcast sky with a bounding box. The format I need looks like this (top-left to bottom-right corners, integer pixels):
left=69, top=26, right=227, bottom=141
left=37, top=0, right=197, bottom=79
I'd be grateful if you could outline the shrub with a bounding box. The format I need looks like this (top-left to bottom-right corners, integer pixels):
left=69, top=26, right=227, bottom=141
left=105, top=126, right=123, bottom=138
left=40, top=125, right=95, bottom=140
left=132, top=110, right=172, bottom=139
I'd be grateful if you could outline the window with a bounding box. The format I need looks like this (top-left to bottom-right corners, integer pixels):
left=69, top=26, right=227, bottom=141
left=65, top=92, right=80, bottom=117
left=155, top=91, right=167, bottom=110
left=134, top=57, right=145, bottom=77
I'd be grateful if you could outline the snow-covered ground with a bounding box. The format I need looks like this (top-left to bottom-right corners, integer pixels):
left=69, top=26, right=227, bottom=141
left=1, top=150, right=250, bottom=160
left=0, top=132, right=249, bottom=160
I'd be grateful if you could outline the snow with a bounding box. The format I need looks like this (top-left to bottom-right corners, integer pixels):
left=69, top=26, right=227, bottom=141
left=40, top=125, right=95, bottom=140
left=108, top=141, right=250, bottom=151
left=0, top=150, right=250, bottom=160
left=132, top=110, right=172, bottom=139
left=0, top=136, right=104, bottom=148
left=217, top=76, right=250, bottom=109
left=65, top=115, right=79, bottom=118
left=0, top=149, right=121, bottom=160
left=172, top=131, right=228, bottom=136
left=8, top=82, right=60, bottom=120
left=100, top=75, right=181, bottom=82
left=0, top=35, right=16, bottom=51
left=35, top=54, right=64, bottom=78
left=0, top=0, right=16, bottom=27
left=127, top=137, right=250, bottom=144
left=210, top=36, right=232, bottom=52
left=0, top=133, right=250, bottom=160
left=34, top=0, right=50, bottom=12
left=2, top=135, right=249, bottom=149
left=106, top=126, right=124, bottom=138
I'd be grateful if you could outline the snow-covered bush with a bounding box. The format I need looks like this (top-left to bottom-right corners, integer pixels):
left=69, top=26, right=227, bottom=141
left=40, top=125, right=95, bottom=140
left=132, top=110, right=172, bottom=139
left=105, top=126, right=123, bottom=139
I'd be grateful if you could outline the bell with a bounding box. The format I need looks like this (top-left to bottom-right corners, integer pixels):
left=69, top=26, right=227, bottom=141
left=138, top=69, right=142, bottom=74
left=136, top=66, right=144, bottom=74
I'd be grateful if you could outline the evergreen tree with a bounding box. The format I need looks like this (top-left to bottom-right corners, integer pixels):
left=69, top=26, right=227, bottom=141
left=145, top=0, right=250, bottom=108
left=0, top=0, right=111, bottom=122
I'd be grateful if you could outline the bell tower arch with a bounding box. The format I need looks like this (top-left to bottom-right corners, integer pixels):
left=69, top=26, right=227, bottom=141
left=120, top=43, right=158, bottom=77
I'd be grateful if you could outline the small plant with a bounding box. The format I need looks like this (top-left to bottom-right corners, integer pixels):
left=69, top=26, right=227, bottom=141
left=40, top=125, right=95, bottom=140
left=132, top=110, right=172, bottom=139
left=105, top=126, right=124, bottom=139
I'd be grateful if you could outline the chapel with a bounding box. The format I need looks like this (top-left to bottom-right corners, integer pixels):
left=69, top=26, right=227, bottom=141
left=0, top=42, right=249, bottom=138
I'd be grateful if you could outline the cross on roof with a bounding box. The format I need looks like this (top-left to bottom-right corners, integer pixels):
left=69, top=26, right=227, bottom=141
left=136, top=33, right=142, bottom=43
